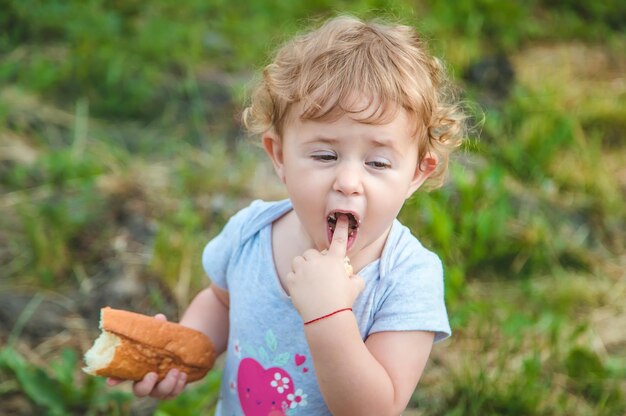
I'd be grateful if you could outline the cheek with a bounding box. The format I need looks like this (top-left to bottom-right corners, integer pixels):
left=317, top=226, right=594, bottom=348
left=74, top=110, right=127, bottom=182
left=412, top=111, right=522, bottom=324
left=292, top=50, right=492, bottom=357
left=284, top=162, right=327, bottom=193
left=367, top=182, right=407, bottom=224
left=285, top=176, right=324, bottom=214
left=285, top=175, right=319, bottom=199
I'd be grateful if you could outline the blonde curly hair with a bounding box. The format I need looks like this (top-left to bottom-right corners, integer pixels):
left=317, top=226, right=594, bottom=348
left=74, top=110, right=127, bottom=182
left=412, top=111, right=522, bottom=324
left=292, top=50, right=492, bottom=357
left=242, top=15, right=466, bottom=189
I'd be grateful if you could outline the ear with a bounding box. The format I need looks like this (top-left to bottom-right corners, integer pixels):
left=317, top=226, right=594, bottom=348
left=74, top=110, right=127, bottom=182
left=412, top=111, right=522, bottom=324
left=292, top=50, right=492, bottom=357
left=262, top=130, right=286, bottom=184
left=405, top=153, right=438, bottom=198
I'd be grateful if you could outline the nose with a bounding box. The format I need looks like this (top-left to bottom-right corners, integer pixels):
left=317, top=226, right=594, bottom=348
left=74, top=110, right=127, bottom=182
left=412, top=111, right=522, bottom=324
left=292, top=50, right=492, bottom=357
left=333, top=161, right=364, bottom=195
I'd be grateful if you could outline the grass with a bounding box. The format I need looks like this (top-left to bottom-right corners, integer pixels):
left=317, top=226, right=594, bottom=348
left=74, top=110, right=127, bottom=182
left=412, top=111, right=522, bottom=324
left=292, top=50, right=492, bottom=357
left=1, top=0, right=625, bottom=415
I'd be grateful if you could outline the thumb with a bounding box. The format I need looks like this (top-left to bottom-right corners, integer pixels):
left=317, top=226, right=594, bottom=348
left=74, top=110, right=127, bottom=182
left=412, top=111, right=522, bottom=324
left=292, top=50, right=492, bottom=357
left=107, top=378, right=124, bottom=386
left=154, top=313, right=167, bottom=321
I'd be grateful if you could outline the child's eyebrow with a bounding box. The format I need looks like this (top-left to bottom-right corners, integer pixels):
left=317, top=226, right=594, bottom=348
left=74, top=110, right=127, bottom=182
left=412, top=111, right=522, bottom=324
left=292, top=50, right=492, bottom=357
left=306, top=136, right=339, bottom=144
left=369, top=137, right=395, bottom=148
left=307, top=135, right=394, bottom=145
left=305, top=135, right=402, bottom=153
left=301, top=136, right=342, bottom=148
left=367, top=136, right=405, bottom=155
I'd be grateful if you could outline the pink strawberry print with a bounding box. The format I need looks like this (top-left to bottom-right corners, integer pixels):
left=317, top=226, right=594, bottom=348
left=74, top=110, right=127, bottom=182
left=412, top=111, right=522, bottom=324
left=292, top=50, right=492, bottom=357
left=237, top=357, right=295, bottom=415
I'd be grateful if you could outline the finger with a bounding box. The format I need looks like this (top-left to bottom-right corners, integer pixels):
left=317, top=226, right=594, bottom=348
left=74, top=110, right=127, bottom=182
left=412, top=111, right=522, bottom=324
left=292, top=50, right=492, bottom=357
left=106, top=377, right=124, bottom=387
left=301, top=249, right=319, bottom=260
left=166, top=371, right=187, bottom=400
left=154, top=313, right=167, bottom=321
left=291, top=255, right=305, bottom=271
left=133, top=372, right=159, bottom=397
left=329, top=215, right=349, bottom=256
left=351, top=274, right=365, bottom=295
left=285, top=271, right=296, bottom=284
left=151, top=369, right=180, bottom=399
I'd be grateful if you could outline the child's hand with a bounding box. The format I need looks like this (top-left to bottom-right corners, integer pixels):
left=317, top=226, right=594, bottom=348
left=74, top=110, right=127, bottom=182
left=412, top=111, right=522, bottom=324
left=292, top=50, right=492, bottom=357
left=287, top=215, right=365, bottom=323
left=105, top=313, right=188, bottom=400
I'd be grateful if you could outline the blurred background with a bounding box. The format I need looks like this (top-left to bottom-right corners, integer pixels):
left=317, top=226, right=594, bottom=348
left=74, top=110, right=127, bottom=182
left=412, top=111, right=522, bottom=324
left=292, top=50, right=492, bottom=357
left=0, top=1, right=624, bottom=415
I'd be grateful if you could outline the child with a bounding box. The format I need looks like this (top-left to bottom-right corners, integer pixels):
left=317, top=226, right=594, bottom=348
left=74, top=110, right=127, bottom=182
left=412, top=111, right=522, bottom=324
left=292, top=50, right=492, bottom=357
left=110, top=14, right=465, bottom=415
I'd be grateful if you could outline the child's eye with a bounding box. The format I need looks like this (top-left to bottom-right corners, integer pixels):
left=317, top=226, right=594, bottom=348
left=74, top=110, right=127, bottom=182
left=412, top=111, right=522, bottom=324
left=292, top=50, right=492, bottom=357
left=366, top=159, right=391, bottom=169
left=311, top=152, right=337, bottom=162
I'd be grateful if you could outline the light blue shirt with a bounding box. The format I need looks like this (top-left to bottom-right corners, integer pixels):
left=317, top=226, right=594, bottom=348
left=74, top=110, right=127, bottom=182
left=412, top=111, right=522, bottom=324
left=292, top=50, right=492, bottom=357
left=202, top=199, right=451, bottom=415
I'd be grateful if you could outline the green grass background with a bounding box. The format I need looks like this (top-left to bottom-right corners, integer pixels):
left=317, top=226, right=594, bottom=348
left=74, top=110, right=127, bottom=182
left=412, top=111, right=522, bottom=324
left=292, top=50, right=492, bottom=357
left=0, top=0, right=625, bottom=415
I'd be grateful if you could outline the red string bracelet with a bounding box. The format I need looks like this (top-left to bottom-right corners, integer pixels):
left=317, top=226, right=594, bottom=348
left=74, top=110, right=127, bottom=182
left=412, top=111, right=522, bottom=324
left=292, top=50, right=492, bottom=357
left=303, top=308, right=352, bottom=325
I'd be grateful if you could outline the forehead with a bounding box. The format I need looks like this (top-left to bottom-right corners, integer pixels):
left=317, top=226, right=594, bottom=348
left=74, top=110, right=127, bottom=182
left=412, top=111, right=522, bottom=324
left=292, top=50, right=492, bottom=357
left=286, top=95, right=416, bottom=135
left=302, top=91, right=398, bottom=122
left=284, top=100, right=416, bottom=147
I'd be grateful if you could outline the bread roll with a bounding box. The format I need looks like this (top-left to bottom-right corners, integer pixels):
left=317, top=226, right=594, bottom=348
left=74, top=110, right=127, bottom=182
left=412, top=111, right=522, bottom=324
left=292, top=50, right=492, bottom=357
left=343, top=256, right=353, bottom=276
left=83, top=307, right=216, bottom=382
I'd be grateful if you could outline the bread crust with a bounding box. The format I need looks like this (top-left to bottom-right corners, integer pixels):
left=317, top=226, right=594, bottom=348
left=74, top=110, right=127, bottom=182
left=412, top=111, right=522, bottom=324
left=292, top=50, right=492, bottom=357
left=88, top=307, right=216, bottom=382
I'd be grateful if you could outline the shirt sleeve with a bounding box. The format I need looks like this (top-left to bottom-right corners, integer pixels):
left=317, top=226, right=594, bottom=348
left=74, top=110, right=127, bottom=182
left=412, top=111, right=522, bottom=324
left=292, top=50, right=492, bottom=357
left=370, top=239, right=452, bottom=343
left=201, top=204, right=254, bottom=291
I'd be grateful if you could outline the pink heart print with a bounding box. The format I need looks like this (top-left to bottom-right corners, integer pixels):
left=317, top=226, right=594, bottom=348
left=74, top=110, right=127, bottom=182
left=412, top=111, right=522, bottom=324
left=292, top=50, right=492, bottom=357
left=294, top=354, right=306, bottom=366
left=237, top=357, right=295, bottom=416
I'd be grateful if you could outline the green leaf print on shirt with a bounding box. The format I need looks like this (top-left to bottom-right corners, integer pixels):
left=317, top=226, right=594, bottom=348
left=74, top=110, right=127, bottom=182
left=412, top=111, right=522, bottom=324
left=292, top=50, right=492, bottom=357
left=258, top=346, right=270, bottom=364
left=240, top=329, right=301, bottom=368
left=273, top=352, right=290, bottom=367
left=266, top=330, right=278, bottom=352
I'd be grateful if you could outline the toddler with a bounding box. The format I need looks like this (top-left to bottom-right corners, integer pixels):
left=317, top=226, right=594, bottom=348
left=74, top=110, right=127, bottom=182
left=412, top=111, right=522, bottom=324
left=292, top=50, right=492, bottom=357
left=110, top=14, right=465, bottom=415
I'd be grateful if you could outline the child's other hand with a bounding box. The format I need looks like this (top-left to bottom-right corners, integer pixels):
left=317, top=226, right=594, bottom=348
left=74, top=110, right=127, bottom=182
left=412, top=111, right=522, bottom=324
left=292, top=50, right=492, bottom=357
left=106, top=368, right=187, bottom=400
left=105, top=314, right=188, bottom=400
left=287, top=215, right=365, bottom=322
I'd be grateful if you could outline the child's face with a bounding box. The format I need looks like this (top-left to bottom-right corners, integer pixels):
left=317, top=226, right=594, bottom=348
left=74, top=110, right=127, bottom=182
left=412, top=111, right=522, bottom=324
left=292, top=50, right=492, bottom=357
left=264, top=102, right=436, bottom=256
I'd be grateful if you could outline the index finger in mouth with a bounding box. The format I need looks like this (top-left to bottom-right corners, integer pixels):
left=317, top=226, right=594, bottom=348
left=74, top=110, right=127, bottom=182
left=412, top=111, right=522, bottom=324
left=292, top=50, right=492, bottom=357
left=329, top=214, right=349, bottom=255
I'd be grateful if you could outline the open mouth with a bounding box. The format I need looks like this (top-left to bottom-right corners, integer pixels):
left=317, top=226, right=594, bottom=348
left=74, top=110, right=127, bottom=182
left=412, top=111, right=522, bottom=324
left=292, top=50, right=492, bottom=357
left=327, top=211, right=359, bottom=249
